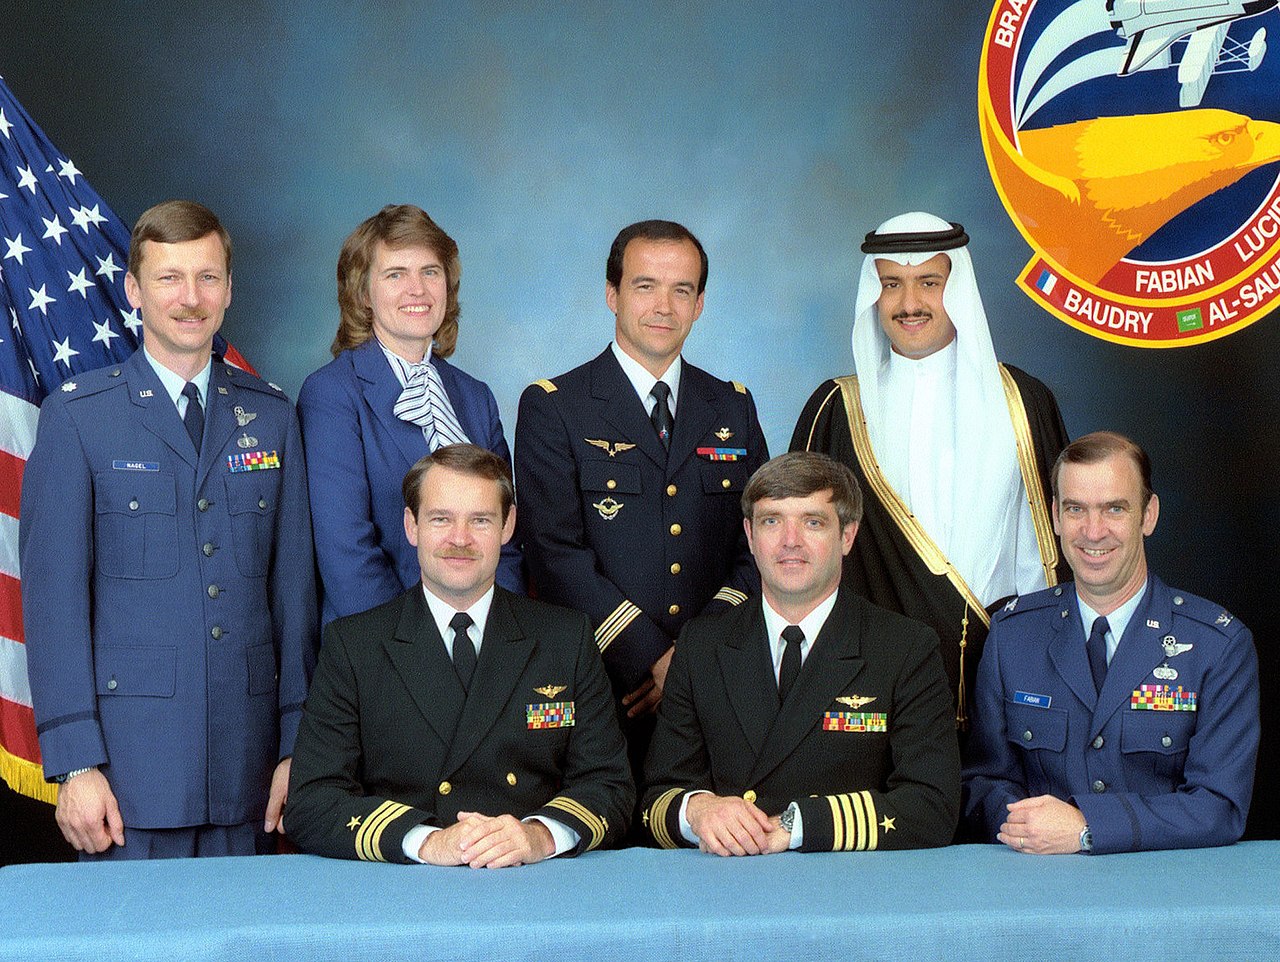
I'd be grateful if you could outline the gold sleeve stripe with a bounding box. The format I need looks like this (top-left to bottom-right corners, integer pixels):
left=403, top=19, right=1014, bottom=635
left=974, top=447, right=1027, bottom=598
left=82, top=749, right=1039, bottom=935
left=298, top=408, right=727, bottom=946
left=532, top=378, right=557, bottom=394
left=355, top=800, right=412, bottom=862
left=732, top=381, right=747, bottom=394
left=545, top=796, right=606, bottom=851
left=712, top=587, right=748, bottom=606
left=825, top=790, right=879, bottom=852
left=595, top=600, right=642, bottom=653
left=998, top=364, right=1060, bottom=587
left=798, top=382, right=843, bottom=452
left=647, top=788, right=683, bottom=849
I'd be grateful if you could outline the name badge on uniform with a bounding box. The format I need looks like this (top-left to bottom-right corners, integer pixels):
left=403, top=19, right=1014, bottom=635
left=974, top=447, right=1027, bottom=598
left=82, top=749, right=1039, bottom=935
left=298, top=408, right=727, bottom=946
left=823, top=711, right=887, bottom=732
left=227, top=450, right=281, bottom=473
left=1014, top=690, right=1052, bottom=708
left=696, top=447, right=748, bottom=461
left=112, top=460, right=159, bottom=472
left=527, top=702, right=575, bottom=729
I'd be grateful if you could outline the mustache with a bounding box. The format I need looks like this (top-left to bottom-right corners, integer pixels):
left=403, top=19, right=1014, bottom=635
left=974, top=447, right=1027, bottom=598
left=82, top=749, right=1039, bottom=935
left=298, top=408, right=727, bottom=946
left=435, top=548, right=482, bottom=560
left=891, top=310, right=932, bottom=322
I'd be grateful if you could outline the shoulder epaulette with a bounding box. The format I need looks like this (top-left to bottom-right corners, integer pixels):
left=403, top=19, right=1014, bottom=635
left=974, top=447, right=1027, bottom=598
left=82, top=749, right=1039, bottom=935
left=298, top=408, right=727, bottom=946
left=227, top=366, right=289, bottom=400
left=992, top=586, right=1063, bottom=621
left=1170, top=590, right=1245, bottom=638
left=532, top=378, right=557, bottom=394
left=56, top=365, right=125, bottom=401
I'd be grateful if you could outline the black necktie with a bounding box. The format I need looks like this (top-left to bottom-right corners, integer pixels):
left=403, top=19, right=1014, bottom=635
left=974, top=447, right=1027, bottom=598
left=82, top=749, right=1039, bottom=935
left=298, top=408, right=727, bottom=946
left=650, top=381, right=673, bottom=449
left=779, top=625, right=804, bottom=704
left=1087, top=616, right=1110, bottom=694
left=181, top=382, right=203, bottom=454
left=450, top=612, right=476, bottom=691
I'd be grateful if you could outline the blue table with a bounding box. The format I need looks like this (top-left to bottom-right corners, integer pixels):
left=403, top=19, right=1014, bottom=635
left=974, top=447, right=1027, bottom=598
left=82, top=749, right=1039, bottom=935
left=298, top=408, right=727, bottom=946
left=3, top=843, right=1278, bottom=961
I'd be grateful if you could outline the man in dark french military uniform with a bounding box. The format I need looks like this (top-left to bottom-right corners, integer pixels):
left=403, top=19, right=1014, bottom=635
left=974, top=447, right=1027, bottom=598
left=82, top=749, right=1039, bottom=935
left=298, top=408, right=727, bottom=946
left=515, top=220, right=767, bottom=785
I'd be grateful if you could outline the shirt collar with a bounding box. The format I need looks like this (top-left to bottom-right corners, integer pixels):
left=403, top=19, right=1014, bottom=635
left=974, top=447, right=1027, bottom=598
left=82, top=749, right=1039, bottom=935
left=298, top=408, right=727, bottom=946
left=884, top=334, right=957, bottom=381
left=421, top=583, right=496, bottom=652
left=610, top=340, right=683, bottom=414
left=379, top=337, right=435, bottom=389
left=1077, top=578, right=1149, bottom=649
left=760, top=588, right=840, bottom=669
left=142, top=346, right=212, bottom=407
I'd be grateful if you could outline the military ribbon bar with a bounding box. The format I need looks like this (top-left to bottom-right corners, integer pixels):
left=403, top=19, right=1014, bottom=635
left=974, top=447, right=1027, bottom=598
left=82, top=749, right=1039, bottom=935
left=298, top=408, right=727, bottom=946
left=527, top=702, right=575, bottom=729
left=823, top=711, right=888, bottom=732
left=1130, top=684, right=1198, bottom=712
left=227, top=450, right=281, bottom=473
left=696, top=447, right=748, bottom=461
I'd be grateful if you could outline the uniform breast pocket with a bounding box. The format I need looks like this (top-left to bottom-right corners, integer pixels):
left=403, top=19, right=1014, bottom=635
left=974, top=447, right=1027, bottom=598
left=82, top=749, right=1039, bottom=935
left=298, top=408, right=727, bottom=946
left=1122, top=709, right=1195, bottom=781
left=699, top=459, right=749, bottom=496
left=1004, top=700, right=1069, bottom=786
left=93, top=471, right=178, bottom=579
left=580, top=460, right=642, bottom=495
left=224, top=472, right=280, bottom=577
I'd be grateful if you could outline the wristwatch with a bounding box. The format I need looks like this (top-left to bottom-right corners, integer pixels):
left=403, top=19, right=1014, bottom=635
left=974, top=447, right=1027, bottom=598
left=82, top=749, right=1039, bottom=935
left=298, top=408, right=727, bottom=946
left=779, top=803, right=798, bottom=834
left=53, top=767, right=94, bottom=784
left=1079, top=825, right=1093, bottom=852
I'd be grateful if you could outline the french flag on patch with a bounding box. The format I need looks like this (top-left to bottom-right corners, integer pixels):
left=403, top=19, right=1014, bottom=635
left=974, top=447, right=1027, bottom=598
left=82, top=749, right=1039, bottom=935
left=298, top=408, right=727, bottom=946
left=1034, top=269, right=1057, bottom=296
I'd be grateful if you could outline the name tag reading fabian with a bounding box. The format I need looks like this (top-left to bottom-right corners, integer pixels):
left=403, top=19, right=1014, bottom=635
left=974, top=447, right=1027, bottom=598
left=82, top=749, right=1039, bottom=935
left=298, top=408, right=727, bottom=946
left=1014, top=690, right=1052, bottom=709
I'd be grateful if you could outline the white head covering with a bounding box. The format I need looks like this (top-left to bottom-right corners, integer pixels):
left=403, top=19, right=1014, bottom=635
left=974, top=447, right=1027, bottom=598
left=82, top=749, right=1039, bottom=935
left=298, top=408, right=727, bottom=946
left=851, top=211, right=1034, bottom=603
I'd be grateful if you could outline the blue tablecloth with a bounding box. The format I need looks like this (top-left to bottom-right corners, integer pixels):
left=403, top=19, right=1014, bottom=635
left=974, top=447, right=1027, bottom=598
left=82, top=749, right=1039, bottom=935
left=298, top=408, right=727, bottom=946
left=2, top=842, right=1278, bottom=961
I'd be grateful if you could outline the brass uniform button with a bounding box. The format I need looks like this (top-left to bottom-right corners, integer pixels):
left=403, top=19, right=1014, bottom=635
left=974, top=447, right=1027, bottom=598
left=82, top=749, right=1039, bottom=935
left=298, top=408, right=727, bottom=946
left=438, top=781, right=452, bottom=796
left=666, top=484, right=677, bottom=496
left=668, top=604, right=680, bottom=616
left=606, top=479, right=617, bottom=490
left=506, top=773, right=518, bottom=786
left=670, top=523, right=682, bottom=536
left=670, top=563, right=681, bottom=575
left=721, top=478, right=731, bottom=489
left=742, top=790, right=757, bottom=804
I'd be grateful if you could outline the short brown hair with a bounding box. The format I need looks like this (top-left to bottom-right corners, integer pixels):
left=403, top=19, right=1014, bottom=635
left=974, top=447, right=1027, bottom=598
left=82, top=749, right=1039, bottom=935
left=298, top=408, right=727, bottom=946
left=402, top=444, right=515, bottom=522
left=333, top=205, right=461, bottom=358
left=128, top=200, right=232, bottom=277
left=742, top=451, right=863, bottom=527
left=1052, top=431, right=1154, bottom=509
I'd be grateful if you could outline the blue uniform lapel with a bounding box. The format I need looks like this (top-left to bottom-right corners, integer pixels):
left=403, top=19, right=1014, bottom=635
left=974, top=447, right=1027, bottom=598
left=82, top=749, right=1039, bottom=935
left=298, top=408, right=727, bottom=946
left=666, top=365, right=718, bottom=475
left=353, top=339, right=429, bottom=471
left=126, top=350, right=198, bottom=469
left=1047, top=588, right=1098, bottom=711
left=591, top=348, right=669, bottom=469
left=1091, top=578, right=1170, bottom=737
left=197, top=362, right=237, bottom=489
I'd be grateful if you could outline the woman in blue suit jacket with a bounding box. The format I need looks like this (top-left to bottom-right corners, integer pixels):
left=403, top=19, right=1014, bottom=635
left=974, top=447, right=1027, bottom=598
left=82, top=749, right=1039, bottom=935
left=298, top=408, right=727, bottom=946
left=299, top=205, right=522, bottom=626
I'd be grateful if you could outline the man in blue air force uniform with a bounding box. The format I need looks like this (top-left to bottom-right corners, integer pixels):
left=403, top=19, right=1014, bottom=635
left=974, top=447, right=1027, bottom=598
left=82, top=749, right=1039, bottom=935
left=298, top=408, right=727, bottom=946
left=20, top=201, right=318, bottom=859
left=963, top=432, right=1258, bottom=854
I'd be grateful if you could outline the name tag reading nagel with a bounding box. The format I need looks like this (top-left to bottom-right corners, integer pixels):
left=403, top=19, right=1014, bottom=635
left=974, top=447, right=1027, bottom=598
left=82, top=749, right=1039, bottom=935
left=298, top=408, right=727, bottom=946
left=1014, top=690, right=1052, bottom=709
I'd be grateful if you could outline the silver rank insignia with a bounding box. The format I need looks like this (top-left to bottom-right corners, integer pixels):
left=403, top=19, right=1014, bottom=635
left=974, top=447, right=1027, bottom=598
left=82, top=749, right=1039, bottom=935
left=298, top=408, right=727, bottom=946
left=234, top=405, right=257, bottom=427
left=237, top=433, right=259, bottom=449
left=715, top=427, right=734, bottom=441
left=592, top=496, right=623, bottom=520
left=1162, top=635, right=1193, bottom=658
left=837, top=694, right=876, bottom=709
left=585, top=438, right=636, bottom=458
left=1153, top=663, right=1178, bottom=681
left=534, top=685, right=567, bottom=699
left=61, top=381, right=77, bottom=392
left=217, top=386, right=229, bottom=395
left=1216, top=612, right=1233, bottom=627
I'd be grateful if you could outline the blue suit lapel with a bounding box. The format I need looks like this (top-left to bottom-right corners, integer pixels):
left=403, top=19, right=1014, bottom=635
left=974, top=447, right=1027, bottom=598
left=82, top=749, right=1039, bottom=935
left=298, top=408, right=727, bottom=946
left=666, top=364, right=718, bottom=475
left=353, top=340, right=427, bottom=470
left=590, top=348, right=668, bottom=469
left=384, top=589, right=466, bottom=748
left=717, top=604, right=778, bottom=757
left=126, top=350, right=198, bottom=469
left=433, top=356, right=482, bottom=445
left=196, top=362, right=238, bottom=489
left=1092, top=579, right=1170, bottom=737
left=1047, top=587, right=1097, bottom=711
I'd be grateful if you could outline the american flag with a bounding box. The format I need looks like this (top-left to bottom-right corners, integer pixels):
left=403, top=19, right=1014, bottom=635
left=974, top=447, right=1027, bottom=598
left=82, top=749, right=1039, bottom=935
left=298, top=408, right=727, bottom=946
left=0, top=75, right=253, bottom=803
